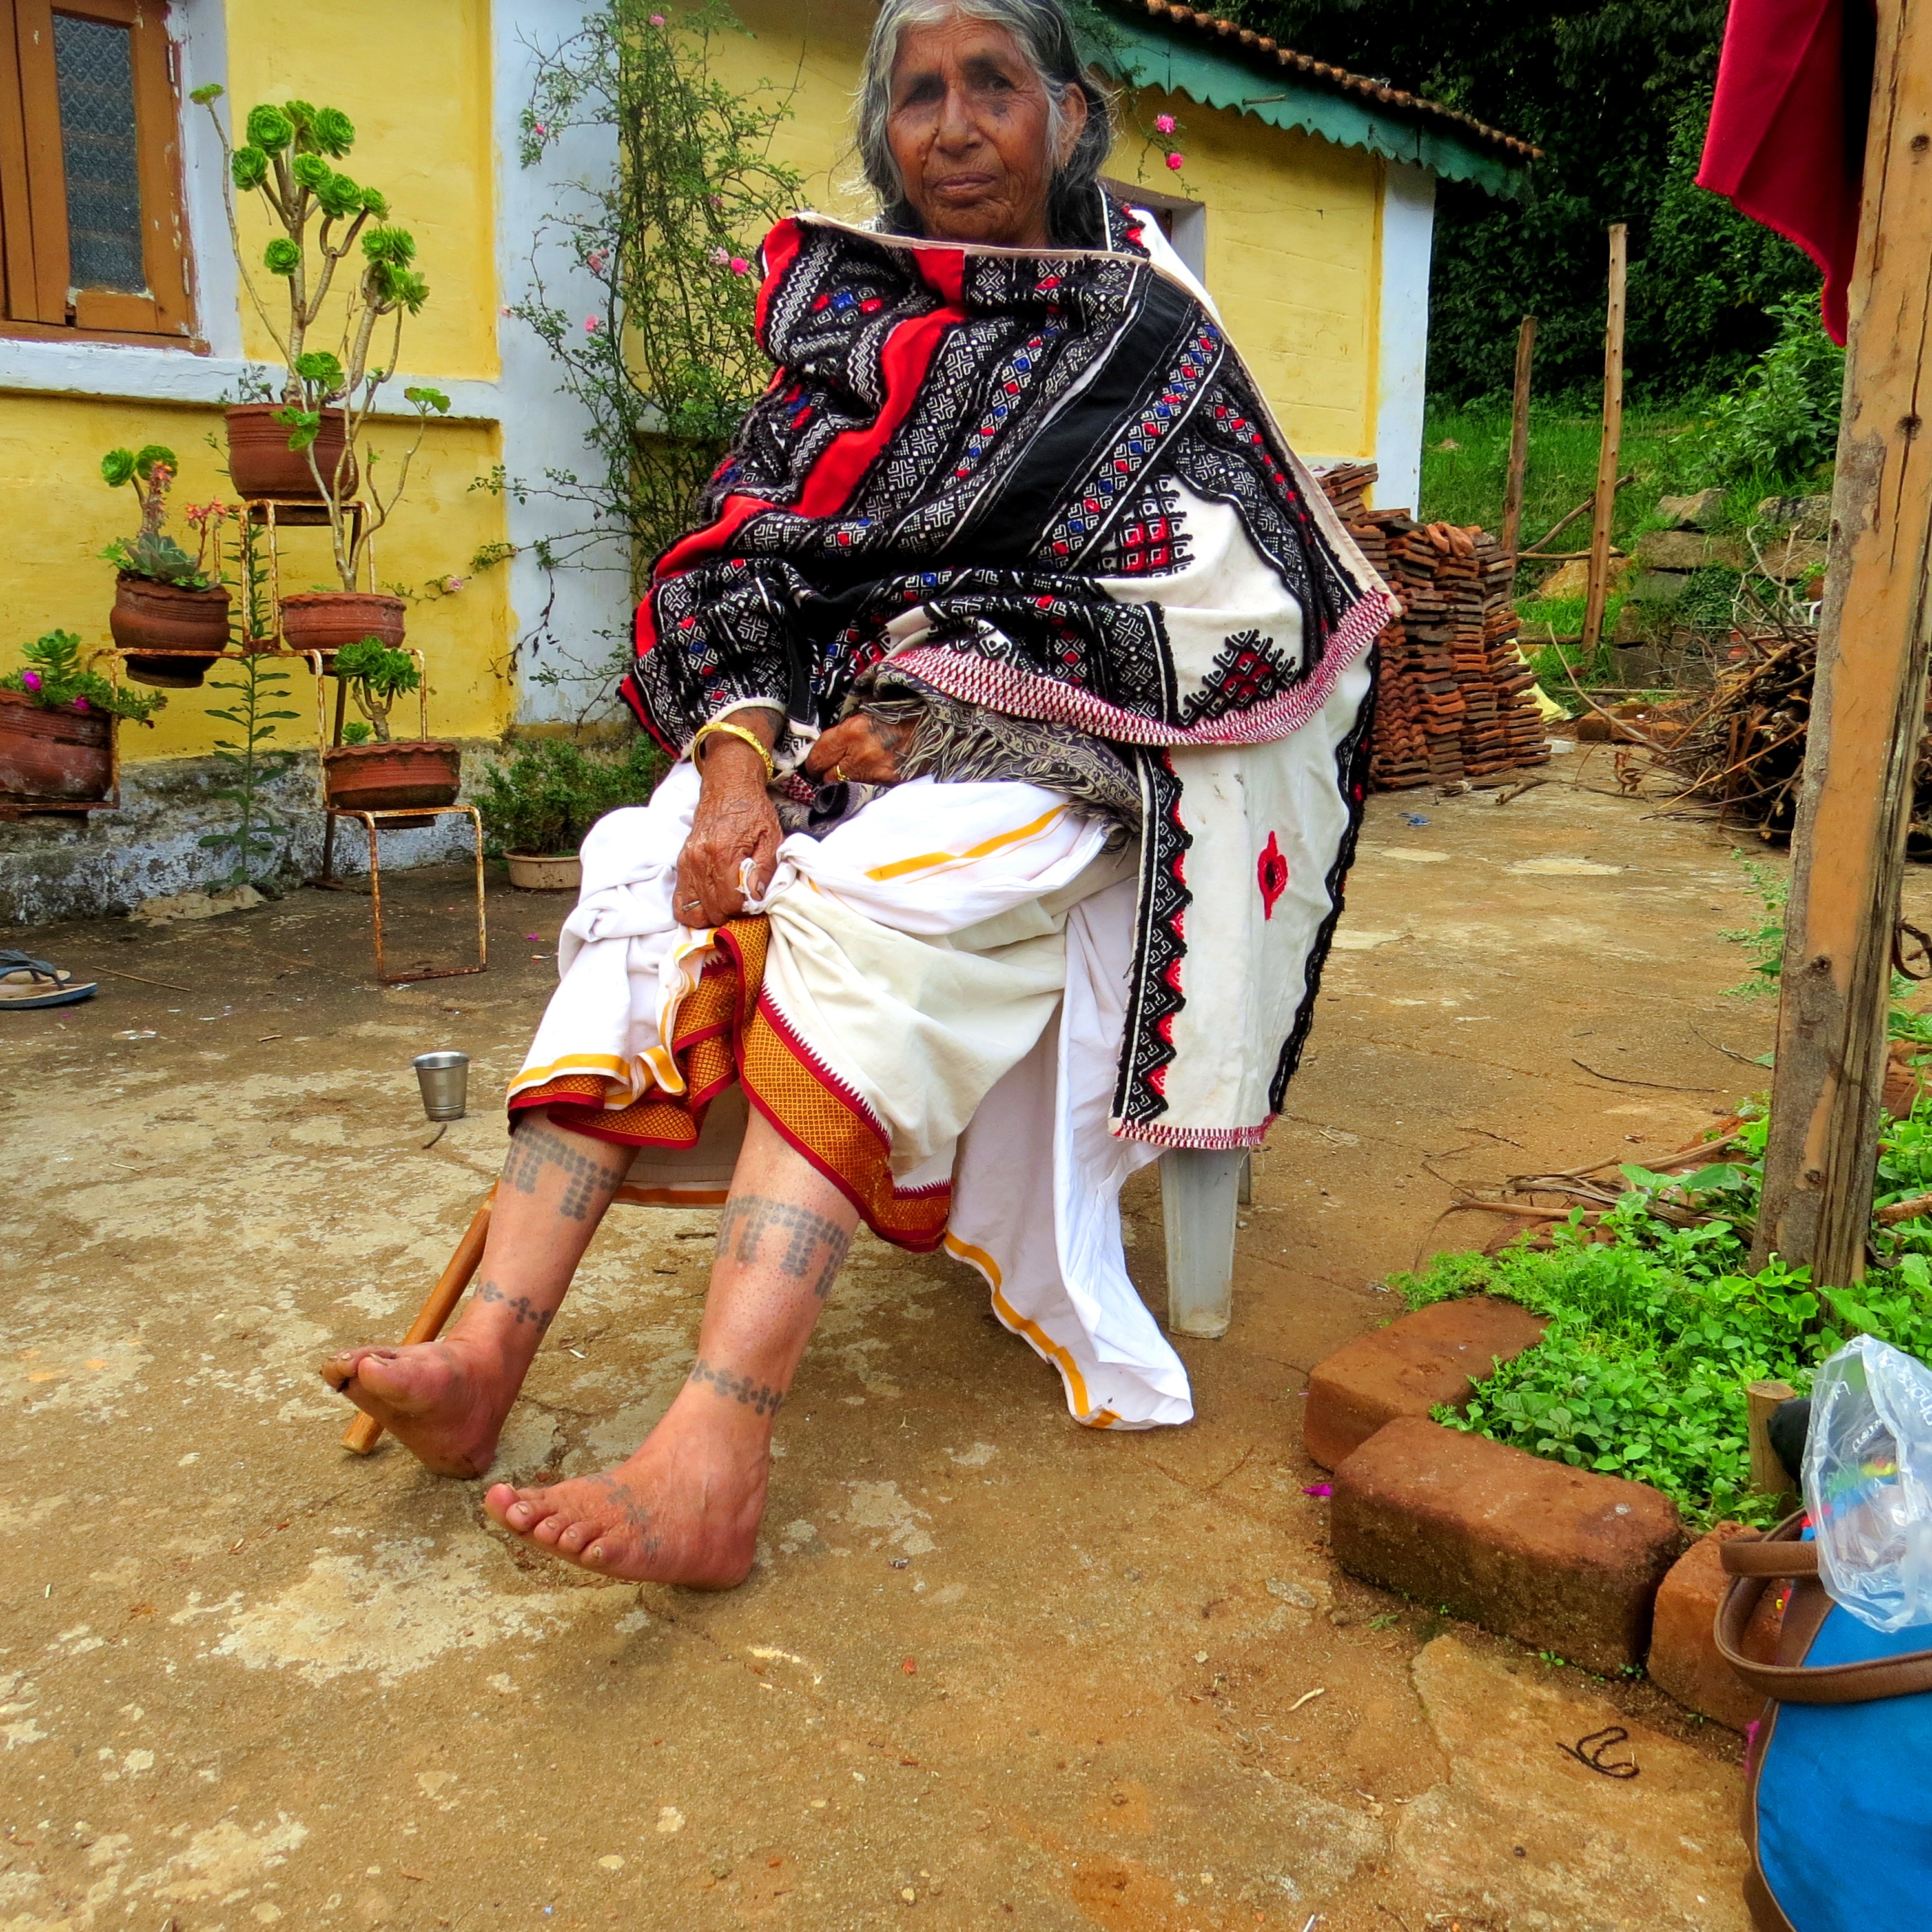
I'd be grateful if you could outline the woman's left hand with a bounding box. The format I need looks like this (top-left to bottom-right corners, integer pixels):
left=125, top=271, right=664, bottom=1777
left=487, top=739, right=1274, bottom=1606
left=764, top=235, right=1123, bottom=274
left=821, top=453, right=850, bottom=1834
left=803, top=714, right=909, bottom=786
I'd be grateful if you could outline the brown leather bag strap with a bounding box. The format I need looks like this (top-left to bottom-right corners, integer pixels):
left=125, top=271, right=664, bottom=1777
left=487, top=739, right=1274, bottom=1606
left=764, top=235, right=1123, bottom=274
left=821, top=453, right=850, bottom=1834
left=1720, top=1525, right=1819, bottom=1579
left=1716, top=1514, right=1932, bottom=1704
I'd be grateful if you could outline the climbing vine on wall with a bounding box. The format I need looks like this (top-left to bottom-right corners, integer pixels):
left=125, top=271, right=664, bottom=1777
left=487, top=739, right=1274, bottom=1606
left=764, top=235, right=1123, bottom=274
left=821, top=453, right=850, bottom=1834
left=508, top=0, right=803, bottom=717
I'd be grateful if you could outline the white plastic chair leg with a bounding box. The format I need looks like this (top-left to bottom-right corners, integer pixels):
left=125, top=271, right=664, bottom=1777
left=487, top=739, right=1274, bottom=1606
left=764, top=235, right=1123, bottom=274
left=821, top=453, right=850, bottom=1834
left=1160, top=1148, right=1244, bottom=1338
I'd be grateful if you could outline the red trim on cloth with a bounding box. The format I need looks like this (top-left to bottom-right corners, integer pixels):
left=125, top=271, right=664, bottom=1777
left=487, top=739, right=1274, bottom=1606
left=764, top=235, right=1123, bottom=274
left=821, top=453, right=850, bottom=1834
left=888, top=587, right=1395, bottom=748
left=510, top=916, right=952, bottom=1253
left=1697, top=0, right=1874, bottom=345
left=1115, top=1115, right=1275, bottom=1150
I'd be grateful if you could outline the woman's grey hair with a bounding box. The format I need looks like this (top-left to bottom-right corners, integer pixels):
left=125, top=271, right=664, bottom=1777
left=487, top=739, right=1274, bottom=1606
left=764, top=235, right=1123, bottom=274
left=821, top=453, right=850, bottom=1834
left=855, top=0, right=1115, bottom=247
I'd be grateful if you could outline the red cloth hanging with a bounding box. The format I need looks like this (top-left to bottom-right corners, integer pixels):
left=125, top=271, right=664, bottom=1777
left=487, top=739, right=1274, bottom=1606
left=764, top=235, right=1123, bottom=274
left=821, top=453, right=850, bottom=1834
left=1696, top=0, right=1876, bottom=345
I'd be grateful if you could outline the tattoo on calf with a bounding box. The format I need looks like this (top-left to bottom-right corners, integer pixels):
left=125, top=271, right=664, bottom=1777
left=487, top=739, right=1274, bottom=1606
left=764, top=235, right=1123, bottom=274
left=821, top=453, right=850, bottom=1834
left=502, top=1118, right=628, bottom=1220
left=473, top=1279, right=555, bottom=1331
left=715, top=1195, right=853, bottom=1300
left=688, top=1355, right=785, bottom=1416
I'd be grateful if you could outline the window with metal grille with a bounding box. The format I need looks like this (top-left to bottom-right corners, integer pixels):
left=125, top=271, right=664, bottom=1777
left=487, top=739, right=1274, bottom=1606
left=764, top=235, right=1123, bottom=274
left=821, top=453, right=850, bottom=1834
left=0, top=0, right=195, bottom=342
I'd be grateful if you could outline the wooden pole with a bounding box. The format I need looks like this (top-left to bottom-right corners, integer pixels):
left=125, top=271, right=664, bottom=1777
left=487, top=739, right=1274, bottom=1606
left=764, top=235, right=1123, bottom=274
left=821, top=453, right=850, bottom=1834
left=1746, top=1378, right=1800, bottom=1505
left=1753, top=0, right=1932, bottom=1284
left=341, top=1192, right=495, bottom=1454
left=1581, top=227, right=1628, bottom=655
left=1501, top=315, right=1537, bottom=560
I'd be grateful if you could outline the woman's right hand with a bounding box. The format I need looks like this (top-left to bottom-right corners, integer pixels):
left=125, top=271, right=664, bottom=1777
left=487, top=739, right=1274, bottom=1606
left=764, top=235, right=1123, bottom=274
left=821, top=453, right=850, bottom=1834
left=674, top=726, right=783, bottom=928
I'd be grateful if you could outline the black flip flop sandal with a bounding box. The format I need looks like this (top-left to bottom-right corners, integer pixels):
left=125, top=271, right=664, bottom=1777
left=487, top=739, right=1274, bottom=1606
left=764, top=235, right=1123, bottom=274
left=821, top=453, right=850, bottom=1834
left=0, top=950, right=99, bottom=1009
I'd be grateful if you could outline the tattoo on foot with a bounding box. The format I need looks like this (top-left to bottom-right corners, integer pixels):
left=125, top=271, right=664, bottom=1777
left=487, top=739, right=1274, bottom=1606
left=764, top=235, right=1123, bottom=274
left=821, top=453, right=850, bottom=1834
left=473, top=1279, right=555, bottom=1330
left=688, top=1356, right=786, bottom=1416
left=502, top=1118, right=628, bottom=1220
left=715, top=1195, right=853, bottom=1300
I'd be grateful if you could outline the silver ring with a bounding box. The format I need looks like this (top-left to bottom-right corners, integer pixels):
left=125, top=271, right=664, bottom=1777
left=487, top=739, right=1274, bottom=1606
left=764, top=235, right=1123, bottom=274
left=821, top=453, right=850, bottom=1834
left=681, top=899, right=703, bottom=911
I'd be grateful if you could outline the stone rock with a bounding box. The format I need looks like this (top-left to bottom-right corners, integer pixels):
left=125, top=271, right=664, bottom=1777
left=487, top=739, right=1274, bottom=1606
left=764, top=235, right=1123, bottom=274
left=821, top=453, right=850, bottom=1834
left=130, top=885, right=265, bottom=925
left=1647, top=1524, right=1783, bottom=1731
left=1750, top=535, right=1828, bottom=584
left=1757, top=492, right=1832, bottom=540
left=1535, top=553, right=1629, bottom=601
left=1629, top=569, right=1694, bottom=604
left=1656, top=488, right=1729, bottom=530
left=1396, top=1635, right=1753, bottom=1929
left=1884, top=1038, right=1931, bottom=1120
left=1331, top=1416, right=1686, bottom=1674
left=1634, top=529, right=1749, bottom=573
left=1304, top=1295, right=1548, bottom=1470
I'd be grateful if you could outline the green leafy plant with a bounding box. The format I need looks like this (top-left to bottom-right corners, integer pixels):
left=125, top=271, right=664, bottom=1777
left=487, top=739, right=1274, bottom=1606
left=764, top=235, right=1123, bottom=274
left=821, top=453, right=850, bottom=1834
left=198, top=516, right=299, bottom=886
left=332, top=637, right=420, bottom=743
left=1719, top=850, right=1790, bottom=1000
left=98, top=445, right=217, bottom=588
left=1690, top=292, right=1846, bottom=489
left=473, top=736, right=666, bottom=857
left=190, top=85, right=449, bottom=591
left=508, top=0, right=802, bottom=720
left=1, top=630, right=167, bottom=723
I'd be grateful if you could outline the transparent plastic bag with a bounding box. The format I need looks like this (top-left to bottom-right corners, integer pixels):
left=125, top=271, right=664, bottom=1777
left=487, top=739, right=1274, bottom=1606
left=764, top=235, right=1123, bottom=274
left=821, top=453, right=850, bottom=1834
left=1803, top=1333, right=1932, bottom=1632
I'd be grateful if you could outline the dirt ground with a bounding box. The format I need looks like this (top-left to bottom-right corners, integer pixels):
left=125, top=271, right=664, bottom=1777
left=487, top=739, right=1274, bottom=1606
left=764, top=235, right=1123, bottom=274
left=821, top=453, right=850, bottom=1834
left=10, top=745, right=1920, bottom=1932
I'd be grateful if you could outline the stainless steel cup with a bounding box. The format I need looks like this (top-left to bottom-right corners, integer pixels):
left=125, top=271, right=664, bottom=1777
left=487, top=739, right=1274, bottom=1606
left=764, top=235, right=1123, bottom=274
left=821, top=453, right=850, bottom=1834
left=413, top=1049, right=470, bottom=1121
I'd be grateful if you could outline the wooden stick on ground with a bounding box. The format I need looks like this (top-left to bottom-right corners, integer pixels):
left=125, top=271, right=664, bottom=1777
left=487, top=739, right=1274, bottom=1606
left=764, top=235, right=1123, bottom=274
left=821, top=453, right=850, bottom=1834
left=1581, top=224, right=1629, bottom=655
left=1754, top=0, right=1932, bottom=1284
left=1501, top=315, right=1537, bottom=562
left=342, top=1191, right=495, bottom=1455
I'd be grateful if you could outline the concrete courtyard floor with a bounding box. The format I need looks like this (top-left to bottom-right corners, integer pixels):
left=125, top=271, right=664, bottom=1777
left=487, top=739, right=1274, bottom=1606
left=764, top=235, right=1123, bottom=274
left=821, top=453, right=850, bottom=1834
left=9, top=745, right=1915, bottom=1932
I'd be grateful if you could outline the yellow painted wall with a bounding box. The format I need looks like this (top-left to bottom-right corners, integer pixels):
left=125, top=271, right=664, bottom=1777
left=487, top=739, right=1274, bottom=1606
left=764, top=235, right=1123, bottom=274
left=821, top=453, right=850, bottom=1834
left=717, top=1, right=1382, bottom=457
left=0, top=398, right=512, bottom=761
left=221, top=0, right=499, bottom=382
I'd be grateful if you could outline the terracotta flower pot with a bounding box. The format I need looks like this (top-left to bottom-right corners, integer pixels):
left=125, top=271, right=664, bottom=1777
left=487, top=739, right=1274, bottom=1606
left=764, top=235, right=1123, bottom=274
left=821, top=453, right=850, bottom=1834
left=505, top=852, right=582, bottom=892
left=323, top=739, right=461, bottom=830
left=109, top=574, right=232, bottom=688
left=280, top=591, right=407, bottom=666
left=224, top=402, right=355, bottom=502
left=0, top=687, right=112, bottom=802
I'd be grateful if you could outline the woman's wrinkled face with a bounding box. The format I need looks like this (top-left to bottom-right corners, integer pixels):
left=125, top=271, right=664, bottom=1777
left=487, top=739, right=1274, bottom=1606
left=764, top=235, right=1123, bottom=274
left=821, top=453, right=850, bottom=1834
left=885, top=15, right=1085, bottom=248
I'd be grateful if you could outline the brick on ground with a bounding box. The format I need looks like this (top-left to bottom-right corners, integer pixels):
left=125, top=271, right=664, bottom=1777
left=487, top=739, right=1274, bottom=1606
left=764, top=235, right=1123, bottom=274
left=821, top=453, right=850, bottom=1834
left=1648, top=1523, right=1785, bottom=1731
left=1304, top=1295, right=1548, bottom=1471
left=1331, top=1415, right=1685, bottom=1674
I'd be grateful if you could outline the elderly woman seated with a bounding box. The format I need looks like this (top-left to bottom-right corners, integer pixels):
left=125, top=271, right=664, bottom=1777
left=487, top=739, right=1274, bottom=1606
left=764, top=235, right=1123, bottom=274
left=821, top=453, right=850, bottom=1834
left=324, top=0, right=1391, bottom=1588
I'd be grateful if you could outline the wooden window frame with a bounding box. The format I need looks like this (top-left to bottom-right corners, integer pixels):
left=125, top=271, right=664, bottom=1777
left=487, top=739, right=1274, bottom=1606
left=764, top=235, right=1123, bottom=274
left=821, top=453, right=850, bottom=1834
left=0, top=0, right=196, bottom=345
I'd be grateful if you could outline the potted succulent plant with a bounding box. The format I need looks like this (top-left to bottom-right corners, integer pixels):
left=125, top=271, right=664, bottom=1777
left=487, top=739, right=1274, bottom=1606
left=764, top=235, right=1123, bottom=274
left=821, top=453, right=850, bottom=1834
left=473, top=737, right=666, bottom=889
left=0, top=630, right=165, bottom=805
left=101, top=446, right=232, bottom=688
left=322, top=637, right=459, bottom=826
left=191, top=86, right=447, bottom=654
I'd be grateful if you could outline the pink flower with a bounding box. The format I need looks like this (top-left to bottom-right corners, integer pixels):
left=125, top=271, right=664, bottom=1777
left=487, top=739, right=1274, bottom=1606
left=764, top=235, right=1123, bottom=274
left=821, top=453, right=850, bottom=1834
left=72, top=695, right=89, bottom=712
left=442, top=575, right=466, bottom=594
left=21, top=670, right=41, bottom=691
left=499, top=304, right=513, bottom=317
left=1165, top=150, right=1185, bottom=171
left=729, top=256, right=750, bottom=276
left=533, top=121, right=547, bottom=136
left=708, top=245, right=730, bottom=266
left=584, top=315, right=601, bottom=333
left=587, top=249, right=608, bottom=273
left=650, top=10, right=665, bottom=21
left=1155, top=113, right=1175, bottom=134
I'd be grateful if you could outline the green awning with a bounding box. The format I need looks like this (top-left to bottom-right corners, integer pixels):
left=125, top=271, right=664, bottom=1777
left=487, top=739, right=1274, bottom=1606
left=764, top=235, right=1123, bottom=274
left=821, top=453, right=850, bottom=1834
left=1100, top=20, right=1528, bottom=198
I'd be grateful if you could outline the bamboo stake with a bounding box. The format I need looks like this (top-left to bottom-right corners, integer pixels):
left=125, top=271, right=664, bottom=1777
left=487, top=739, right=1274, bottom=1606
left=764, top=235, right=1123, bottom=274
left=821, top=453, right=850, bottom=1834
left=341, top=1191, right=495, bottom=1455
left=1747, top=1379, right=1800, bottom=1504
left=1581, top=226, right=1629, bottom=655
left=1501, top=315, right=1537, bottom=561
left=1754, top=0, right=1932, bottom=1284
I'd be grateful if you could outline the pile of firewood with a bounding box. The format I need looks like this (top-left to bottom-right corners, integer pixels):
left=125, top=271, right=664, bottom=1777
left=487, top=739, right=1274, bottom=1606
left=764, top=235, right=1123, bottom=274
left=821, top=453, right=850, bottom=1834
left=1319, top=463, right=1550, bottom=791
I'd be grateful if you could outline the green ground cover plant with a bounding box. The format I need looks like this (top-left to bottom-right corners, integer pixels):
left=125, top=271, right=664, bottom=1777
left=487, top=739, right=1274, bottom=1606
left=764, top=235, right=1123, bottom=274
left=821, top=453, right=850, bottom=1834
left=1399, top=860, right=1932, bottom=1529
left=473, top=737, right=666, bottom=858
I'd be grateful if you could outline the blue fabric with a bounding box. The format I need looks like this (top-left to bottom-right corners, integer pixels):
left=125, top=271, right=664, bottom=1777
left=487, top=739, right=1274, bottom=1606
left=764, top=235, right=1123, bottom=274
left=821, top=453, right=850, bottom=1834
left=1756, top=1590, right=1932, bottom=1932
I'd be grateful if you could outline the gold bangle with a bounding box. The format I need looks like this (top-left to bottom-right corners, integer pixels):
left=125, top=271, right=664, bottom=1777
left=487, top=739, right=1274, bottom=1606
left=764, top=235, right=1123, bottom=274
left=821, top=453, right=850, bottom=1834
left=691, top=718, right=776, bottom=783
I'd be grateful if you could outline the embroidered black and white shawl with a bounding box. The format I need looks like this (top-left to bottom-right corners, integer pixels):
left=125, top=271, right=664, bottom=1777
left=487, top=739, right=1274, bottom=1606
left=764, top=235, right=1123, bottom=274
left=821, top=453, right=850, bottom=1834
left=622, top=198, right=1396, bottom=1145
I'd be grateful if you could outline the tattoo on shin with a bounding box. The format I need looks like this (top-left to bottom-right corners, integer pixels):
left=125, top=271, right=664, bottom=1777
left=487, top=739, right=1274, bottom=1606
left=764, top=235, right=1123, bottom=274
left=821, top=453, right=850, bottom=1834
left=715, top=1194, right=853, bottom=1300
left=687, top=1355, right=785, bottom=1416
left=473, top=1279, right=555, bottom=1331
left=502, top=1118, right=627, bottom=1220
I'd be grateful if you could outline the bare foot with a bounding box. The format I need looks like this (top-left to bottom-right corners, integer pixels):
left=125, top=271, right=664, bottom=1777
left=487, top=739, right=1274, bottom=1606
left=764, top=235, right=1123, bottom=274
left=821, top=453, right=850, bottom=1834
left=320, top=1338, right=522, bottom=1478
left=483, top=1401, right=768, bottom=1588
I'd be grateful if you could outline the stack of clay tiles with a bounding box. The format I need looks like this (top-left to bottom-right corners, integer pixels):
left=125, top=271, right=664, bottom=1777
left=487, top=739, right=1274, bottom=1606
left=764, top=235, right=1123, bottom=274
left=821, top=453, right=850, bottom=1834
left=1316, top=462, right=1550, bottom=790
